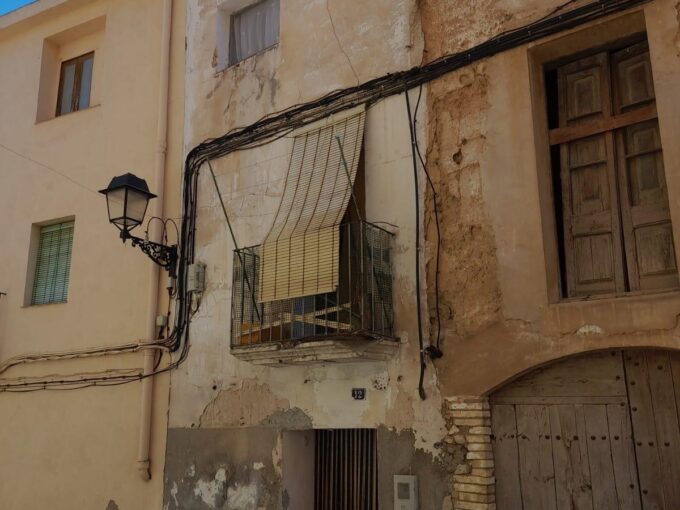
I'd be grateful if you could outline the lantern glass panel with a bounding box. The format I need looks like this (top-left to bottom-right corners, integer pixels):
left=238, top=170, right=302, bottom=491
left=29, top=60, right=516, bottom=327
left=126, top=188, right=149, bottom=227
left=107, top=188, right=127, bottom=226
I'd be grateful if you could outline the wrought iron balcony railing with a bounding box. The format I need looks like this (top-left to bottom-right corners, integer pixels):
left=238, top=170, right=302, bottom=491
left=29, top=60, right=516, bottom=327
left=231, top=221, right=395, bottom=348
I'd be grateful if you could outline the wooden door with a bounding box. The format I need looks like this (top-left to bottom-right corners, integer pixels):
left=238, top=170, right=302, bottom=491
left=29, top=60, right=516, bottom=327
left=491, top=349, right=680, bottom=510
left=623, top=351, right=680, bottom=509
left=611, top=43, right=678, bottom=291
left=557, top=54, right=626, bottom=296
left=552, top=41, right=678, bottom=297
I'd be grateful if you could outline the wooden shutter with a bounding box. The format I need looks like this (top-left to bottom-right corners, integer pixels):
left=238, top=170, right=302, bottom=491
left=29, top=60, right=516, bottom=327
left=31, top=221, right=75, bottom=305
left=557, top=53, right=625, bottom=296
left=612, top=43, right=678, bottom=291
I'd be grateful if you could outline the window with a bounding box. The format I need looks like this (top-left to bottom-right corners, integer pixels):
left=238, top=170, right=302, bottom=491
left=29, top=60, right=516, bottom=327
left=56, top=52, right=94, bottom=116
left=230, top=111, right=396, bottom=352
left=547, top=39, right=678, bottom=298
left=228, top=0, right=279, bottom=65
left=31, top=221, right=75, bottom=305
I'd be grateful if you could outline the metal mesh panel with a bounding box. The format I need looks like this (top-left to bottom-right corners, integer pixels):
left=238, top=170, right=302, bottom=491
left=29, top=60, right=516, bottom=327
left=231, top=221, right=394, bottom=347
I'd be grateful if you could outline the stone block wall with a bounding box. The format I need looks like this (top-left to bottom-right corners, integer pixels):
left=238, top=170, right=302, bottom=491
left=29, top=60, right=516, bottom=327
left=446, top=396, right=496, bottom=510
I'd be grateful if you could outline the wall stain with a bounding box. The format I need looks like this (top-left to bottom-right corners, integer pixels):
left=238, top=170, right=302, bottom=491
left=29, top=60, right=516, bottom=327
left=199, top=380, right=291, bottom=428
left=105, top=500, right=119, bottom=510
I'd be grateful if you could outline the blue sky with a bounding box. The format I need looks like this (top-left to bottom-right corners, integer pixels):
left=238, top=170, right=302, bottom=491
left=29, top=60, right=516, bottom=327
left=0, top=0, right=36, bottom=16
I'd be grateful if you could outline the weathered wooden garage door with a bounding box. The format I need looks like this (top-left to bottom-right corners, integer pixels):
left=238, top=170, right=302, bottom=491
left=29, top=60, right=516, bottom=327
left=491, top=349, right=680, bottom=510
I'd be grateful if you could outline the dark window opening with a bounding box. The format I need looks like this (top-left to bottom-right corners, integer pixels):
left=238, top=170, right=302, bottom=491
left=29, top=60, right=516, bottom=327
left=546, top=69, right=569, bottom=297
left=56, top=52, right=94, bottom=116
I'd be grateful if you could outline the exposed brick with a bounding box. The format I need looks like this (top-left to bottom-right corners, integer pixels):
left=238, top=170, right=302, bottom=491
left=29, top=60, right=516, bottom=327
left=448, top=402, right=490, bottom=411
left=454, top=418, right=491, bottom=427
left=453, top=483, right=495, bottom=495
left=454, top=434, right=466, bottom=444
left=470, top=459, right=494, bottom=468
left=446, top=396, right=488, bottom=404
left=454, top=475, right=496, bottom=485
left=454, top=463, right=472, bottom=475
left=451, top=410, right=491, bottom=419
left=466, top=451, right=494, bottom=460
left=469, top=426, right=492, bottom=435
left=454, top=501, right=496, bottom=510
left=471, top=468, right=495, bottom=477
left=458, top=492, right=496, bottom=503
left=466, top=434, right=491, bottom=443
left=467, top=443, right=493, bottom=452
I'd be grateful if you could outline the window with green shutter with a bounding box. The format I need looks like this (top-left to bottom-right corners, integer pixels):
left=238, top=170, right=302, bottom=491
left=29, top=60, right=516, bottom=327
left=31, top=221, right=75, bottom=305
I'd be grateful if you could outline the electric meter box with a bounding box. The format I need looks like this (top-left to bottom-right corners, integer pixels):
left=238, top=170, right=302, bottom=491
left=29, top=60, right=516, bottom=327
left=393, top=474, right=418, bottom=510
left=187, top=262, right=206, bottom=292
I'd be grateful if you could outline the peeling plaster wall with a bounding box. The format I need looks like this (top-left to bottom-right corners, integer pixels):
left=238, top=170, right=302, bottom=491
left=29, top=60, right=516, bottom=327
left=173, top=0, right=680, bottom=506
left=418, top=0, right=680, bottom=397
left=169, top=1, right=450, bottom=508
left=164, top=428, right=281, bottom=510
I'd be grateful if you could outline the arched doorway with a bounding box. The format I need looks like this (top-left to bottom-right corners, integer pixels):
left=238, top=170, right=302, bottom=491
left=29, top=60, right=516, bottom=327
left=490, top=349, right=680, bottom=509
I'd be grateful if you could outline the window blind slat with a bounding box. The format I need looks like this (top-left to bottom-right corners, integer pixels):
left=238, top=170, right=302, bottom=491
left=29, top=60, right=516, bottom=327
left=258, top=112, right=365, bottom=302
left=31, top=222, right=74, bottom=305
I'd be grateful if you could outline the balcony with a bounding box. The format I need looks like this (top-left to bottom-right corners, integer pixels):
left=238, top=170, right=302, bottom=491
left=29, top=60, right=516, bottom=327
left=230, top=221, right=398, bottom=365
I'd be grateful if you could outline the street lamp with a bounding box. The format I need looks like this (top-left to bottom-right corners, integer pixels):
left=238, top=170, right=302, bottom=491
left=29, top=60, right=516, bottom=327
left=100, top=173, right=178, bottom=276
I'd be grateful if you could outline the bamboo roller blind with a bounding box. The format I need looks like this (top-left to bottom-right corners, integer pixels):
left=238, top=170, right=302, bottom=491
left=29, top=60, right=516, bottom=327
left=258, top=112, right=365, bottom=302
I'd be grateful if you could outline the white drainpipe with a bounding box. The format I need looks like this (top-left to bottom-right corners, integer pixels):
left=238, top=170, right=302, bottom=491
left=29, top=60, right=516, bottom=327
left=137, top=0, right=173, bottom=481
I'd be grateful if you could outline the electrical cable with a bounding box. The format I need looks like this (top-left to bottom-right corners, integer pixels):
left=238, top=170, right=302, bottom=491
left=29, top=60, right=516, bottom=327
left=0, top=0, right=648, bottom=392
left=412, top=84, right=443, bottom=356
left=405, top=89, right=427, bottom=401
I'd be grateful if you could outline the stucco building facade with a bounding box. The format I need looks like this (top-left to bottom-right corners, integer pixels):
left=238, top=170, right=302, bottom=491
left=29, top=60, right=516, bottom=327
left=0, top=0, right=184, bottom=508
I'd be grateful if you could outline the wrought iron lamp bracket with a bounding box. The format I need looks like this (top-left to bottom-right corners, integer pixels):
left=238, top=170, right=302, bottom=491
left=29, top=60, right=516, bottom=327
left=121, top=230, right=178, bottom=277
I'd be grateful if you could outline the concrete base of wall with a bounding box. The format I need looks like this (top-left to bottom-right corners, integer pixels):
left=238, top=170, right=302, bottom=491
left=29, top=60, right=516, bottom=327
left=163, top=425, right=455, bottom=510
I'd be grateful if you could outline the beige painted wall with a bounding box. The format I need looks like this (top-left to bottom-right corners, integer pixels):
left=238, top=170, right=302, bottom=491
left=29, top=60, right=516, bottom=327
left=418, top=0, right=680, bottom=396
left=0, top=0, right=184, bottom=508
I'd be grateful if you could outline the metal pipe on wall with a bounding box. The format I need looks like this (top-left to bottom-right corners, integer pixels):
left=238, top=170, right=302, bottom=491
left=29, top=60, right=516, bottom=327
left=137, top=0, right=173, bottom=481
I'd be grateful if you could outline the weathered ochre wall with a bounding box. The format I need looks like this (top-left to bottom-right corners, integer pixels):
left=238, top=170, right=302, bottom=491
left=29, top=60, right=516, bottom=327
left=419, top=0, right=680, bottom=397
left=167, top=0, right=457, bottom=508
left=0, top=0, right=185, bottom=508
